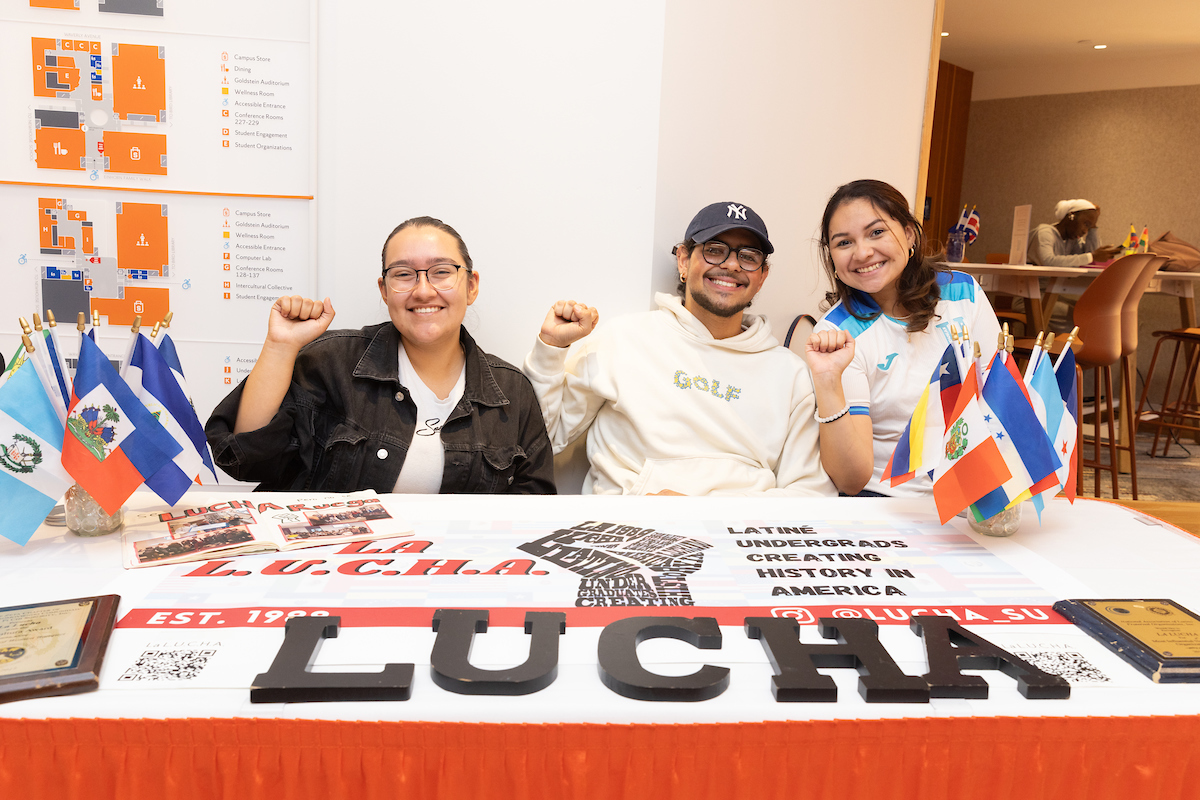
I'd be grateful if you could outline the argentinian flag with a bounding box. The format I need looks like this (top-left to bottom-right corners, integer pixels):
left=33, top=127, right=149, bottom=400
left=0, top=358, right=72, bottom=546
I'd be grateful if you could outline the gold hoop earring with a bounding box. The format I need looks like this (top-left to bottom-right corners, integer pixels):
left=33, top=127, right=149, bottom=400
left=908, top=245, right=916, bottom=258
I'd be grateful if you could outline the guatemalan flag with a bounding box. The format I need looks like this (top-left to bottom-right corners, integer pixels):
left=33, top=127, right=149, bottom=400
left=931, top=363, right=1011, bottom=524
left=883, top=343, right=961, bottom=486
left=127, top=333, right=217, bottom=505
left=62, top=333, right=182, bottom=516
left=970, top=352, right=1063, bottom=520
left=0, top=356, right=73, bottom=545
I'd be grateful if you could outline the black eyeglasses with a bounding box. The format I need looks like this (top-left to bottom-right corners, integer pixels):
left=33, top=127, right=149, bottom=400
left=382, top=264, right=465, bottom=292
left=696, top=240, right=766, bottom=271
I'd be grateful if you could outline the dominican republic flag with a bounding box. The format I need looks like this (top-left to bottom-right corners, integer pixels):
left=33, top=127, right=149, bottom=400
left=884, top=343, right=960, bottom=486
left=0, top=356, right=73, bottom=545
left=970, top=352, right=1062, bottom=520
left=62, top=333, right=182, bottom=516
left=931, top=364, right=1011, bottom=524
left=126, top=333, right=217, bottom=505
left=964, top=209, right=980, bottom=245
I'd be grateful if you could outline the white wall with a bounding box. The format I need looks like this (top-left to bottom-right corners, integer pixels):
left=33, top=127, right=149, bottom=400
left=316, top=0, right=937, bottom=366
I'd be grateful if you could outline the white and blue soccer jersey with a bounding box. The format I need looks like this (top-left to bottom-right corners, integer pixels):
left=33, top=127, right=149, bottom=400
left=813, top=271, right=1001, bottom=497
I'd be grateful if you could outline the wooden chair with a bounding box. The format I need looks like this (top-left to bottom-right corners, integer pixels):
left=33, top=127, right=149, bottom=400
left=1116, top=255, right=1169, bottom=497
left=1012, top=253, right=1162, bottom=499
left=1135, top=327, right=1200, bottom=457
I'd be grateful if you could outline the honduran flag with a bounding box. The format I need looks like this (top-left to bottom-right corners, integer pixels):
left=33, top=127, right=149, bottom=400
left=883, top=344, right=961, bottom=486
left=0, top=356, right=73, bottom=546
left=931, top=364, right=1011, bottom=524
left=970, top=352, right=1063, bottom=520
left=127, top=333, right=217, bottom=505
left=62, top=333, right=182, bottom=516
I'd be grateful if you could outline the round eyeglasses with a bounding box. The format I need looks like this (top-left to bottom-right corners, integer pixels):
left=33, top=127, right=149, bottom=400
left=383, top=264, right=465, bottom=293
left=697, top=241, right=766, bottom=271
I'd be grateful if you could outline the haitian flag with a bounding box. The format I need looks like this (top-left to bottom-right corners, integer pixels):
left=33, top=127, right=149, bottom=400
left=62, top=333, right=182, bottom=516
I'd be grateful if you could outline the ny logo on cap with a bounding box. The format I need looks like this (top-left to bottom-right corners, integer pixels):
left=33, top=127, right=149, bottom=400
left=727, top=204, right=747, bottom=220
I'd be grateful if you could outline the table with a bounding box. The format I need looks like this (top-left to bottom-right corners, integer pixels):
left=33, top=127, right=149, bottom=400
left=3, top=492, right=1200, bottom=800
left=948, top=263, right=1200, bottom=334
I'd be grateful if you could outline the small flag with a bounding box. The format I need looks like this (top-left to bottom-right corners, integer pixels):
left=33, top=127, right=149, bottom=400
left=62, top=333, right=182, bottom=516
left=884, top=344, right=962, bottom=486
left=0, top=357, right=73, bottom=546
left=126, top=333, right=217, bottom=505
left=1028, top=349, right=1076, bottom=500
left=1054, top=347, right=1080, bottom=502
left=969, top=352, right=1063, bottom=520
left=964, top=208, right=980, bottom=245
left=931, top=365, right=1011, bottom=524
left=1138, top=226, right=1150, bottom=253
left=40, top=328, right=71, bottom=408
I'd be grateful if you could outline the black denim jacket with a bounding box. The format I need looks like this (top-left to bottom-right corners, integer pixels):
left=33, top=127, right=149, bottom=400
left=205, top=324, right=556, bottom=494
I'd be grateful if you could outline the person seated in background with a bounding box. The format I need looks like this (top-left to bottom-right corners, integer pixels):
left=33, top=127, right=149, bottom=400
left=806, top=179, right=1001, bottom=497
left=523, top=201, right=835, bottom=497
left=206, top=216, right=556, bottom=494
left=1027, top=199, right=1123, bottom=267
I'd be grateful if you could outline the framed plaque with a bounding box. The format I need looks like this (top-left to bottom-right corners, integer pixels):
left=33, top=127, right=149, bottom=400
left=0, top=595, right=120, bottom=703
left=1054, top=599, right=1200, bottom=683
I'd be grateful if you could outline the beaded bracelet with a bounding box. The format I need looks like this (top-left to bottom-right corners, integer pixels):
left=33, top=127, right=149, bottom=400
left=815, top=402, right=850, bottom=424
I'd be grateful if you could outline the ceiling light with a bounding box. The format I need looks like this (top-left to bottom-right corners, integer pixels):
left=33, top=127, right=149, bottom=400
left=941, top=31, right=949, bottom=37
left=1094, top=44, right=1108, bottom=49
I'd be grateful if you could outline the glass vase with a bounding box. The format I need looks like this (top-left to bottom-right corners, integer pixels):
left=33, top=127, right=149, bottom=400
left=64, top=483, right=124, bottom=536
left=967, top=502, right=1022, bottom=537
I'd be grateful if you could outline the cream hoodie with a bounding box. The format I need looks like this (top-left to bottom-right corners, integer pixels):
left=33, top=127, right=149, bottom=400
left=523, top=293, right=836, bottom=497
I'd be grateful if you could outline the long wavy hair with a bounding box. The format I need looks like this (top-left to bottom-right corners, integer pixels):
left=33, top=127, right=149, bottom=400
left=818, top=180, right=943, bottom=334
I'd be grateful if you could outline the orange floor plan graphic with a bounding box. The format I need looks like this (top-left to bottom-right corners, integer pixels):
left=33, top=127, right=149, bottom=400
left=36, top=197, right=172, bottom=336
left=115, top=202, right=168, bottom=273
left=31, top=36, right=167, bottom=176
left=112, top=43, right=165, bottom=122
left=30, top=0, right=80, bottom=8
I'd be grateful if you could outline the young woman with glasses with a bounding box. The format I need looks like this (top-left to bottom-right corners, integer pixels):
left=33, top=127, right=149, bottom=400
left=805, top=180, right=1001, bottom=497
left=206, top=216, right=556, bottom=494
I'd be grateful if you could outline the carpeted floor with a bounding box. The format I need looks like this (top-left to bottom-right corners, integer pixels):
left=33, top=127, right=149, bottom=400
left=1078, top=430, right=1200, bottom=501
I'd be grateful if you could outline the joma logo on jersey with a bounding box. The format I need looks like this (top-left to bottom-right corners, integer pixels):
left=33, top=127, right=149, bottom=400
left=673, top=371, right=741, bottom=402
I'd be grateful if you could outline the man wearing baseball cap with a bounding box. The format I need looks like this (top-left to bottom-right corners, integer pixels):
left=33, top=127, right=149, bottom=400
left=523, top=201, right=835, bottom=496
left=1028, top=199, right=1123, bottom=267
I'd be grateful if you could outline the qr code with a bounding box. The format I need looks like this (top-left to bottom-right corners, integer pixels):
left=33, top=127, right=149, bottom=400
left=1011, top=648, right=1110, bottom=684
left=118, top=649, right=217, bottom=682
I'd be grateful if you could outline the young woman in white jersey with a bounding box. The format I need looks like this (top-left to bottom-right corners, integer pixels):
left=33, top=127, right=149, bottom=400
left=806, top=180, right=1000, bottom=497
left=205, top=217, right=556, bottom=494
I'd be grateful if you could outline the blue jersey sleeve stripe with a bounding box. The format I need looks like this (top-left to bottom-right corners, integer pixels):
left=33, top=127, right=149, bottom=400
left=848, top=405, right=870, bottom=415
left=937, top=270, right=977, bottom=302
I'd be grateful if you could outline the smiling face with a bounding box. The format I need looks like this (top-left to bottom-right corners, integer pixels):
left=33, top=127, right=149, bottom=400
left=826, top=198, right=915, bottom=317
left=677, top=228, right=769, bottom=332
left=377, top=225, right=479, bottom=351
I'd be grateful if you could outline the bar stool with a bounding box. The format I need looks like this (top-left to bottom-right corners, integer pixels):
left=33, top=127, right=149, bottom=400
left=1135, top=327, right=1200, bottom=457
left=1012, top=253, right=1161, bottom=499
left=1116, top=254, right=1169, bottom=497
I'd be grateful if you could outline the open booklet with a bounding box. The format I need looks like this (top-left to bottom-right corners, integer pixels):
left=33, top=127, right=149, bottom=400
left=120, top=490, right=413, bottom=569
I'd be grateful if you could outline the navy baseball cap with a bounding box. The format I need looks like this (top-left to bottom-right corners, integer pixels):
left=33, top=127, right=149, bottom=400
left=684, top=202, right=774, bottom=254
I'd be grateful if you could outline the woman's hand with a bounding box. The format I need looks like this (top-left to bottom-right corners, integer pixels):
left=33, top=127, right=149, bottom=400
left=267, top=296, right=336, bottom=351
left=539, top=300, right=599, bottom=348
left=805, top=329, right=855, bottom=379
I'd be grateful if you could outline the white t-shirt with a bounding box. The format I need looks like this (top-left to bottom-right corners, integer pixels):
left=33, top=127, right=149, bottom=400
left=813, top=271, right=1001, bottom=497
left=392, top=342, right=466, bottom=494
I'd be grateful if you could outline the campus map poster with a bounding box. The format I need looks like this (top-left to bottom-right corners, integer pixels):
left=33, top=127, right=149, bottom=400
left=0, top=0, right=313, bottom=430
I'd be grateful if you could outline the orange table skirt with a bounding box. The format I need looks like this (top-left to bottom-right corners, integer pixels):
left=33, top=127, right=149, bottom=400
left=3, top=715, right=1199, bottom=800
